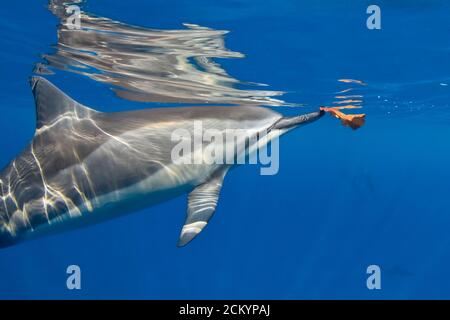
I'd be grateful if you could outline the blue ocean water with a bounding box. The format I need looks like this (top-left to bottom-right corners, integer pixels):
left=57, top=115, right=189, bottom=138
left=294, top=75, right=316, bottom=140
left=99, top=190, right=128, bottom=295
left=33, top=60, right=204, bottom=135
left=0, top=0, right=449, bottom=299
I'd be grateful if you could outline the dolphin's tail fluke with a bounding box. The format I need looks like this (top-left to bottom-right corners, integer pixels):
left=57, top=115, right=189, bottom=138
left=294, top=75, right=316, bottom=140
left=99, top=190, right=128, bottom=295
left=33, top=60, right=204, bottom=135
left=272, top=109, right=325, bottom=131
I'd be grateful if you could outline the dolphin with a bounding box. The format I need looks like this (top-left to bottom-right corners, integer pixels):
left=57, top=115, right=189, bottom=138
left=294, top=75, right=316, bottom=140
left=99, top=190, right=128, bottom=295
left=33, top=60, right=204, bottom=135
left=0, top=77, right=324, bottom=248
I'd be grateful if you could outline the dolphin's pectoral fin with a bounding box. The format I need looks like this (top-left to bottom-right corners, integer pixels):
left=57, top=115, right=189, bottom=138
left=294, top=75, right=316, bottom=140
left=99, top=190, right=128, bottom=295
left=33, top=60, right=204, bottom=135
left=178, top=168, right=229, bottom=247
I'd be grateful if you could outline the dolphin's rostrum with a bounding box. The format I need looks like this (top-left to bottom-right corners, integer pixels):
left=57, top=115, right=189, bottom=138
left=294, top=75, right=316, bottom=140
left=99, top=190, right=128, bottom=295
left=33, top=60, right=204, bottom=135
left=0, top=77, right=324, bottom=248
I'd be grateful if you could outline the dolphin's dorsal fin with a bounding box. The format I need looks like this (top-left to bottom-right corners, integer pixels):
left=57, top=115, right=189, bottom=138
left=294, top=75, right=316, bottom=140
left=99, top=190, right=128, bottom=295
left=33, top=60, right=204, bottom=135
left=178, top=168, right=229, bottom=247
left=30, top=76, right=96, bottom=129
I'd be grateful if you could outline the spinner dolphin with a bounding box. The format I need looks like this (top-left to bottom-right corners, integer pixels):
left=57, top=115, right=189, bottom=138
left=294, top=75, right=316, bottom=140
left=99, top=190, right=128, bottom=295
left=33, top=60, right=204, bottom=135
left=0, top=77, right=325, bottom=248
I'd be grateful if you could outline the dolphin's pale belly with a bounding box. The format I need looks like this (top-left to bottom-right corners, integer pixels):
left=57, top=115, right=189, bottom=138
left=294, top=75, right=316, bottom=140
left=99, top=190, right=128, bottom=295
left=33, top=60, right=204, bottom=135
left=20, top=163, right=221, bottom=242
